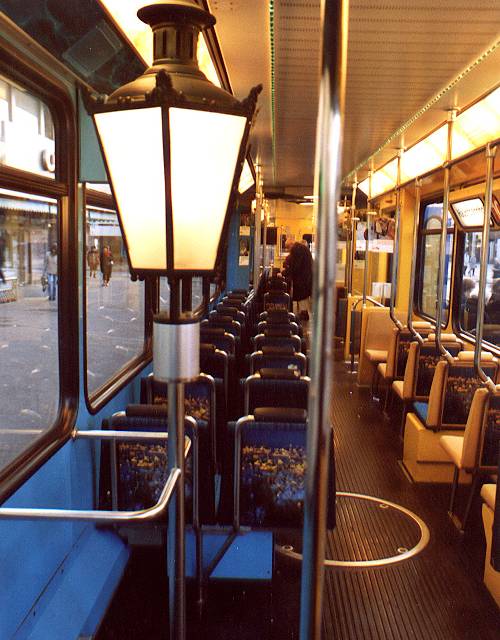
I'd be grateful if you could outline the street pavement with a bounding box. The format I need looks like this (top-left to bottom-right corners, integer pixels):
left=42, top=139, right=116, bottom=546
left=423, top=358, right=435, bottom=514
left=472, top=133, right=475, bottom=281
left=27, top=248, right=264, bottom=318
left=0, top=267, right=144, bottom=470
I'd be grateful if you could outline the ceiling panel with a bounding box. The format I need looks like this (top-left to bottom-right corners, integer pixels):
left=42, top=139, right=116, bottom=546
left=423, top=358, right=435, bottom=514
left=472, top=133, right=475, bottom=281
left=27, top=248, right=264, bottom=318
left=212, top=0, right=500, bottom=193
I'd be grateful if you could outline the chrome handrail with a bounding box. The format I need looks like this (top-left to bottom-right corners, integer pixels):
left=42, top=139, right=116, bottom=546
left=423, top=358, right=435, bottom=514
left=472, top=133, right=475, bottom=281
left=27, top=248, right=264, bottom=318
left=435, top=112, right=456, bottom=364
left=475, top=144, right=498, bottom=392
left=0, top=429, right=189, bottom=523
left=299, top=0, right=348, bottom=637
left=407, top=179, right=425, bottom=344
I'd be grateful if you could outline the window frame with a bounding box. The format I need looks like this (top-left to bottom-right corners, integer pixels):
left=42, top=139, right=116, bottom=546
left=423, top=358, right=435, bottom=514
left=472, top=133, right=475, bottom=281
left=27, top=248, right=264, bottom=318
left=82, top=184, right=153, bottom=414
left=0, top=45, right=78, bottom=504
left=415, top=198, right=455, bottom=326
left=452, top=226, right=500, bottom=356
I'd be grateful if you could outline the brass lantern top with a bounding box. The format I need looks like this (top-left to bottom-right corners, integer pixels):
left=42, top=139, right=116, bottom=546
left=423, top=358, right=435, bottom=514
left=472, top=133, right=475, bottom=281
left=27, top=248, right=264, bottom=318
left=106, top=0, right=242, bottom=112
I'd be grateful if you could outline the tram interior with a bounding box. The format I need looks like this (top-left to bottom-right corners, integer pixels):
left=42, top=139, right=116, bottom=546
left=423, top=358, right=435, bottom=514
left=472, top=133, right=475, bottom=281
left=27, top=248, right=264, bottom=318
left=0, top=1, right=499, bottom=639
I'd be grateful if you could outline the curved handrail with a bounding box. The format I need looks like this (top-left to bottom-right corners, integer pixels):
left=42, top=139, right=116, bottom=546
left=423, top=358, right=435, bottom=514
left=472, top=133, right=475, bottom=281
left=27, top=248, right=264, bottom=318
left=407, top=179, right=425, bottom=344
left=389, top=189, right=404, bottom=330
left=475, top=143, right=498, bottom=392
left=435, top=113, right=455, bottom=364
left=351, top=295, right=385, bottom=312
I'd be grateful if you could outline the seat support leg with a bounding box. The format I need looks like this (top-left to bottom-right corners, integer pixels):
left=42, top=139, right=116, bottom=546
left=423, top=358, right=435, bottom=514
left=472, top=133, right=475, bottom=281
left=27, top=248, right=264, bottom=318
left=461, top=472, right=480, bottom=533
left=447, top=466, right=459, bottom=516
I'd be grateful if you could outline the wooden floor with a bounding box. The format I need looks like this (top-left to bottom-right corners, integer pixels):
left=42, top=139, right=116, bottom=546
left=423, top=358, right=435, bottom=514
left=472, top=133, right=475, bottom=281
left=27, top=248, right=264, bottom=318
left=96, top=360, right=500, bottom=639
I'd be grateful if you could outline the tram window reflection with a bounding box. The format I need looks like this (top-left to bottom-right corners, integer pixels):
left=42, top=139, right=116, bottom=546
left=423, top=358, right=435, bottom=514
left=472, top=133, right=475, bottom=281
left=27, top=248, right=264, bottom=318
left=418, top=202, right=454, bottom=322
left=159, top=276, right=203, bottom=311
left=85, top=201, right=145, bottom=397
left=0, top=188, right=60, bottom=470
left=459, top=229, right=500, bottom=346
left=0, top=75, right=55, bottom=178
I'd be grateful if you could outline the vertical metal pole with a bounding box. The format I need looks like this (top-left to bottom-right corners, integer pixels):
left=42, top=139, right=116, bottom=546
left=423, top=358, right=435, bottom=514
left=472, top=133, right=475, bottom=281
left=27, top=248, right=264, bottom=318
left=407, top=179, right=424, bottom=343
left=168, top=381, right=186, bottom=640
left=389, top=152, right=403, bottom=328
left=299, top=0, right=348, bottom=638
left=475, top=144, right=497, bottom=391
left=263, top=200, right=268, bottom=270
left=346, top=180, right=357, bottom=290
left=363, top=211, right=375, bottom=306
left=435, top=111, right=456, bottom=363
left=348, top=216, right=358, bottom=294
left=253, top=167, right=263, bottom=289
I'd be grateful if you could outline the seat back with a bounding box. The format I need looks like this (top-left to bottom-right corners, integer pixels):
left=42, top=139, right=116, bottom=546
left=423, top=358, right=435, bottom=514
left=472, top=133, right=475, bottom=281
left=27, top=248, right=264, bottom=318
left=99, top=414, right=202, bottom=520
left=414, top=340, right=462, bottom=398
left=203, top=315, right=241, bottom=339
left=482, top=394, right=500, bottom=468
left=264, top=290, right=291, bottom=312
left=215, top=305, right=246, bottom=325
left=394, top=327, right=432, bottom=379
left=426, top=357, right=497, bottom=430
left=200, top=327, right=236, bottom=355
left=233, top=412, right=334, bottom=530
left=250, top=349, right=307, bottom=376
left=140, top=372, right=217, bottom=465
left=244, top=370, right=309, bottom=415
left=253, top=333, right=302, bottom=353
left=257, top=320, right=300, bottom=336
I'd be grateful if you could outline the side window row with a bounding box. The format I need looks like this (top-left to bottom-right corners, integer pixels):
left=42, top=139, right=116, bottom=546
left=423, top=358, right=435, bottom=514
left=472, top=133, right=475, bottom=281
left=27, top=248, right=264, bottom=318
left=0, top=71, right=148, bottom=481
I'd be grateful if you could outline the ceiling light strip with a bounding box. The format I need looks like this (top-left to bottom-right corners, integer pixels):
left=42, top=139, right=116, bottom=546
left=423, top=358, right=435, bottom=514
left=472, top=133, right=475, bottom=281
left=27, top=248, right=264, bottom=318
left=270, top=0, right=277, bottom=183
left=345, top=37, right=500, bottom=183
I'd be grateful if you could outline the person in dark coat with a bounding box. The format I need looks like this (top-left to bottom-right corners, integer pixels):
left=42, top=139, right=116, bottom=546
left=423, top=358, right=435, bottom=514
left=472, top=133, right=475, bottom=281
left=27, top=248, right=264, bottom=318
left=282, top=241, right=313, bottom=319
left=100, top=245, right=113, bottom=287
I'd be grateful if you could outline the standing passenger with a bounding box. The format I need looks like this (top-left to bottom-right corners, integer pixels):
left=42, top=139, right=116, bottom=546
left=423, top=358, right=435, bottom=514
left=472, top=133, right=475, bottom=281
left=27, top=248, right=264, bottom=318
left=282, top=241, right=313, bottom=320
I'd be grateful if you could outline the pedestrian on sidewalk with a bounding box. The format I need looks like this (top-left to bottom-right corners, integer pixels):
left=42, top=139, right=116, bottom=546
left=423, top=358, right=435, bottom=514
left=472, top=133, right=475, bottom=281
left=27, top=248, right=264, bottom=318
left=100, top=245, right=113, bottom=287
left=43, top=243, right=58, bottom=301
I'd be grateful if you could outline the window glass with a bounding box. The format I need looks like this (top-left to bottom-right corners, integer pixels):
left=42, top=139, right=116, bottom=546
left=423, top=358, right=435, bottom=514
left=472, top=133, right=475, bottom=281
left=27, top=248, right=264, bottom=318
left=85, top=203, right=145, bottom=396
left=418, top=202, right=454, bottom=322
left=459, top=229, right=500, bottom=345
left=0, top=188, right=59, bottom=469
left=159, top=276, right=204, bottom=312
left=0, top=75, right=55, bottom=178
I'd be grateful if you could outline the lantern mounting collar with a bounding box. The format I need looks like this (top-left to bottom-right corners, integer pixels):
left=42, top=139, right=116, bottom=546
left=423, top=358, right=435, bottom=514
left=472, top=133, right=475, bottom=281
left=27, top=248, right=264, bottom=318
left=137, top=1, right=216, bottom=30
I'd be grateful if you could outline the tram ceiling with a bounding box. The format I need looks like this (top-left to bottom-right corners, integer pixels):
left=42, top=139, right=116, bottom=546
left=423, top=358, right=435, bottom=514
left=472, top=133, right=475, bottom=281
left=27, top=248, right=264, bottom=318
left=211, top=0, right=500, bottom=191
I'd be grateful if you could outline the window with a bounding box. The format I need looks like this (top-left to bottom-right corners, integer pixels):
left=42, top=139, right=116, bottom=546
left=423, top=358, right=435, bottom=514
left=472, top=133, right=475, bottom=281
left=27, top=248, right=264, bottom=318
left=159, top=276, right=204, bottom=313
left=0, top=74, right=56, bottom=178
left=0, top=189, right=60, bottom=470
left=458, top=229, right=500, bottom=346
left=85, top=190, right=146, bottom=401
left=417, top=201, right=455, bottom=322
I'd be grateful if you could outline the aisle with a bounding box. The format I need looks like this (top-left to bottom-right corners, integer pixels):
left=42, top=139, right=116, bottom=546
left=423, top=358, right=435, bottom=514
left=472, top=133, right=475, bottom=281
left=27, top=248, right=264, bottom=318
left=323, top=361, right=500, bottom=639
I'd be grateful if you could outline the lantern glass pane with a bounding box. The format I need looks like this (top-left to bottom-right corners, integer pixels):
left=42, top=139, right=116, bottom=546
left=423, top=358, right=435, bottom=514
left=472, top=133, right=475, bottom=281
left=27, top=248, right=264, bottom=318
left=95, top=107, right=167, bottom=270
left=169, top=107, right=246, bottom=271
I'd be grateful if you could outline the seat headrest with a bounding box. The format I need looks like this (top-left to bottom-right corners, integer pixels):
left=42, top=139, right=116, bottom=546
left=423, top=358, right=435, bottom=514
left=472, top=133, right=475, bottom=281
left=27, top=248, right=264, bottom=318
left=261, top=345, right=296, bottom=355
left=266, top=310, right=290, bottom=321
left=254, top=407, right=307, bottom=423
left=210, top=315, right=233, bottom=323
left=412, top=321, right=433, bottom=329
left=200, top=343, right=216, bottom=353
left=126, top=403, right=168, bottom=417
left=264, top=326, right=293, bottom=337
left=258, top=368, right=301, bottom=380
left=456, top=351, right=495, bottom=362
left=426, top=333, right=457, bottom=342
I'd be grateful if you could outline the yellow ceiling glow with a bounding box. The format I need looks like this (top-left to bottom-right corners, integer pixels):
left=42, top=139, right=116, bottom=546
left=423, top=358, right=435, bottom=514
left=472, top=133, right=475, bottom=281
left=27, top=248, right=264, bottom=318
left=98, top=0, right=222, bottom=87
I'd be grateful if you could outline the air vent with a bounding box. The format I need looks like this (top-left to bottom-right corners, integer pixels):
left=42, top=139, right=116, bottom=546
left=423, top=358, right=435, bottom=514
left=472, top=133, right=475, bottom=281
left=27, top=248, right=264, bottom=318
left=62, top=20, right=122, bottom=76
